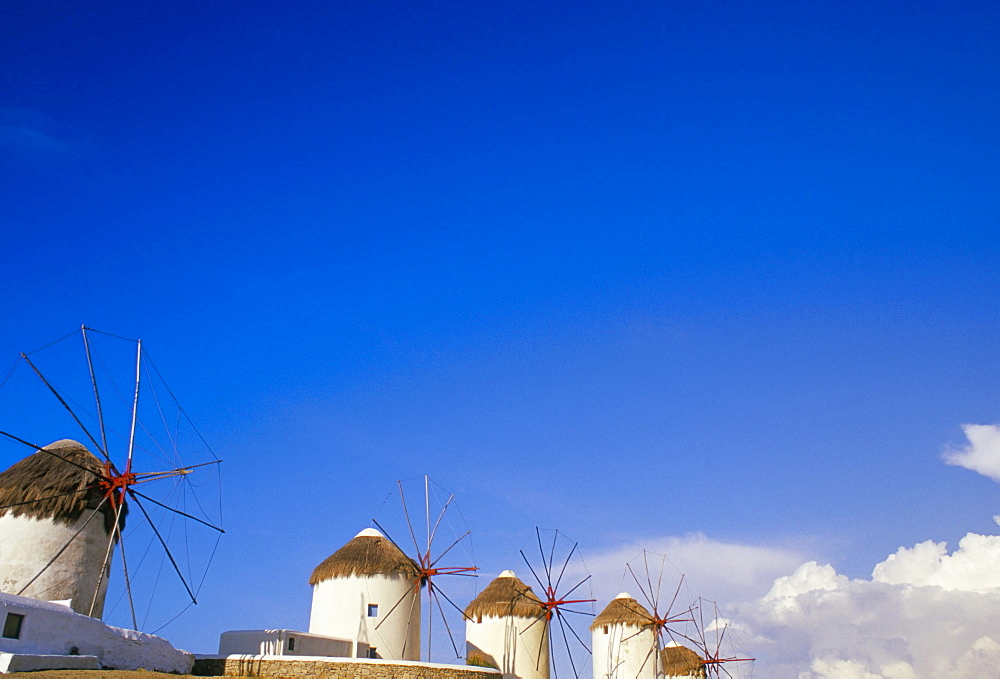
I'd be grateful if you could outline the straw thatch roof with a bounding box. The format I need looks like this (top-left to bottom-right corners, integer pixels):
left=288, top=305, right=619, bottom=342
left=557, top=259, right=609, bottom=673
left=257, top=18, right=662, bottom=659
left=661, top=645, right=706, bottom=677
left=590, top=593, right=653, bottom=631
left=465, top=570, right=545, bottom=621
left=0, top=439, right=121, bottom=534
left=309, top=528, right=421, bottom=585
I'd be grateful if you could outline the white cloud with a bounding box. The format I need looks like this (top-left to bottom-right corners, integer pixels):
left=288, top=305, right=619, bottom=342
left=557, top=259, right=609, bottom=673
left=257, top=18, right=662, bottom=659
left=577, top=534, right=808, bottom=616
left=943, top=423, right=1000, bottom=482
left=872, top=533, right=1000, bottom=591
left=565, top=424, right=1000, bottom=679
left=810, top=657, right=916, bottom=679
left=733, top=531, right=1000, bottom=679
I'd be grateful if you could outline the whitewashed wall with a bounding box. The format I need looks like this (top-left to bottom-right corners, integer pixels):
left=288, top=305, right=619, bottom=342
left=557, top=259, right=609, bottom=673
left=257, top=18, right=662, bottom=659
left=309, top=573, right=420, bottom=661
left=0, top=513, right=114, bottom=617
left=0, top=591, right=192, bottom=673
left=466, top=613, right=549, bottom=679
left=591, top=622, right=657, bottom=679
left=218, top=629, right=361, bottom=657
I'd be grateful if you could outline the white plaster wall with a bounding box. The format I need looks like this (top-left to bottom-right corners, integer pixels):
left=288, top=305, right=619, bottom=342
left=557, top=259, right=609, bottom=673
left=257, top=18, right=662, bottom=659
left=309, top=574, right=420, bottom=661
left=0, top=513, right=114, bottom=617
left=0, top=591, right=192, bottom=673
left=101, top=625, right=194, bottom=673
left=466, top=614, right=549, bottom=679
left=0, top=652, right=100, bottom=672
left=591, top=624, right=657, bottom=679
left=219, top=629, right=356, bottom=657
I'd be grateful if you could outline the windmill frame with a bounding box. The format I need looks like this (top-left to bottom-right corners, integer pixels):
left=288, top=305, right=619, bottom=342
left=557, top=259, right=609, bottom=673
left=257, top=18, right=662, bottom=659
left=0, top=326, right=224, bottom=634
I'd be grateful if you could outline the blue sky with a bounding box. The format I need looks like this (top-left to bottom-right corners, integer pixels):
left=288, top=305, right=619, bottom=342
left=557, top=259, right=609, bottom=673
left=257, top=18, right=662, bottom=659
left=2, top=1, right=999, bottom=675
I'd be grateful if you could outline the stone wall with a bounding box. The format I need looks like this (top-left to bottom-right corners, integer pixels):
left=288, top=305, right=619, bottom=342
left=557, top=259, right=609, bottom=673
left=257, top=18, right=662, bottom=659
left=194, top=654, right=501, bottom=679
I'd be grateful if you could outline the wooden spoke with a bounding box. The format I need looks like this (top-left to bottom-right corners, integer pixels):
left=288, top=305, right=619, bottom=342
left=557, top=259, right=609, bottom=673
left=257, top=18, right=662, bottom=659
left=1, top=328, right=223, bottom=634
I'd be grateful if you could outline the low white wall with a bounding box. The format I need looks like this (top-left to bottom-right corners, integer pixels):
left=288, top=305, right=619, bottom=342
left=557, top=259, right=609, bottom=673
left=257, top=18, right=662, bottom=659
left=219, top=629, right=361, bottom=658
left=0, top=591, right=192, bottom=673
left=0, top=652, right=100, bottom=672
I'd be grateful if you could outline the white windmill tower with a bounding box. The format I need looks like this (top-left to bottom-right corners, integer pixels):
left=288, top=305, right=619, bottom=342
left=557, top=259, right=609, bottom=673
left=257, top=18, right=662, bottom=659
left=465, top=570, right=549, bottom=679
left=308, top=527, right=422, bottom=660
left=0, top=439, right=123, bottom=617
left=590, top=593, right=657, bottom=679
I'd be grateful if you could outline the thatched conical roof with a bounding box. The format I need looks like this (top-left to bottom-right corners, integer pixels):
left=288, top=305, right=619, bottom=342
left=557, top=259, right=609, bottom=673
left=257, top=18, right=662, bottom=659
left=0, top=439, right=120, bottom=535
left=590, top=592, right=653, bottom=630
left=661, top=645, right=705, bottom=676
left=465, top=570, right=545, bottom=620
left=309, top=528, right=421, bottom=585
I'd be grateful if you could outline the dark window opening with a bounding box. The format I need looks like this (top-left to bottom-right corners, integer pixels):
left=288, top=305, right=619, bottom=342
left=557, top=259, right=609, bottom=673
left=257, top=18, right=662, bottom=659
left=3, top=613, right=24, bottom=639
left=367, top=603, right=378, bottom=617
left=287, top=637, right=295, bottom=651
left=368, top=647, right=378, bottom=659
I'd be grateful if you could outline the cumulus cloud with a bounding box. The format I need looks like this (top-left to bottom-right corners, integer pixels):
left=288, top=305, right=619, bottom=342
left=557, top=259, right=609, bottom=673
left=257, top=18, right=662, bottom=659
left=732, top=531, right=1000, bottom=679
left=571, top=424, right=1000, bottom=679
left=872, top=533, right=1000, bottom=591
left=943, top=423, right=1000, bottom=482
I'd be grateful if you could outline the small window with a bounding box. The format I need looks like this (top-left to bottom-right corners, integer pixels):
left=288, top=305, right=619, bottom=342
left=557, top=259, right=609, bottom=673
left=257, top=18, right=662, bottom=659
left=287, top=637, right=295, bottom=651
left=368, top=647, right=379, bottom=659
left=3, top=613, right=24, bottom=639
left=367, top=603, right=378, bottom=617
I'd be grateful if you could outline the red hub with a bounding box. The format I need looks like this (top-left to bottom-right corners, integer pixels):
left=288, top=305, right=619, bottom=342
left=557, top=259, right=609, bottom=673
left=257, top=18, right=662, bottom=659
left=97, top=460, right=135, bottom=511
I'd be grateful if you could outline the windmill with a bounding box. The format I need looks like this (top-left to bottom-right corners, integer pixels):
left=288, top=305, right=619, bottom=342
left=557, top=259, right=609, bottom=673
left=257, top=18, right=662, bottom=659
left=591, top=550, right=696, bottom=679
left=591, top=592, right=658, bottom=679
left=308, top=526, right=424, bottom=660
left=518, top=527, right=597, bottom=679
left=0, top=326, right=224, bottom=634
left=465, top=569, right=548, bottom=679
left=691, top=599, right=754, bottom=679
left=616, top=550, right=697, bottom=678
left=660, top=644, right=708, bottom=679
left=370, top=475, right=479, bottom=662
left=308, top=477, right=477, bottom=661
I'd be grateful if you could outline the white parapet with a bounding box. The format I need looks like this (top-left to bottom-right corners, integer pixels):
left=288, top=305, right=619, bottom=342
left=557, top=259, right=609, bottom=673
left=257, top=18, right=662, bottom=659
left=219, top=629, right=364, bottom=658
left=0, top=653, right=100, bottom=673
left=0, top=591, right=193, bottom=673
